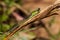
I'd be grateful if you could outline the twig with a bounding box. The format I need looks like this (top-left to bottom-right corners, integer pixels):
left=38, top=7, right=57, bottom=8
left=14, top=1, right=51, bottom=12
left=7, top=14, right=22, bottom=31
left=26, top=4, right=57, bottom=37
left=0, top=2, right=29, bottom=16
left=14, top=3, right=30, bottom=16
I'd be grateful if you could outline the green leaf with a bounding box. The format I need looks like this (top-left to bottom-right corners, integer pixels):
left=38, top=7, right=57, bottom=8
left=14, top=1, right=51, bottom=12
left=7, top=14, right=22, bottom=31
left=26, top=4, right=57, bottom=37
left=0, top=34, right=6, bottom=40
left=4, top=0, right=14, bottom=6
left=1, top=14, right=8, bottom=22
left=2, top=24, right=10, bottom=32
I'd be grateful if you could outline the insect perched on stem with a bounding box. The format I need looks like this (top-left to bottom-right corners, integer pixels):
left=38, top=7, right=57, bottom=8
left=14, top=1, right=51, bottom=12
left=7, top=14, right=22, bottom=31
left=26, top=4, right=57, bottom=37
left=3, top=3, right=60, bottom=40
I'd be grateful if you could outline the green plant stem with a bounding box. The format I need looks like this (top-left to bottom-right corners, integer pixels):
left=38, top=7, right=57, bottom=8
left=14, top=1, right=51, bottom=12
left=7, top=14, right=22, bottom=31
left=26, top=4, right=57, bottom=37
left=44, top=27, right=56, bottom=39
